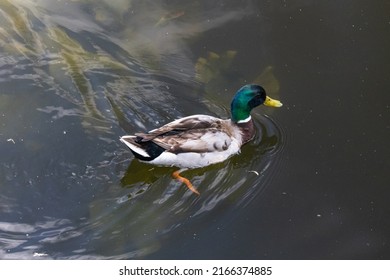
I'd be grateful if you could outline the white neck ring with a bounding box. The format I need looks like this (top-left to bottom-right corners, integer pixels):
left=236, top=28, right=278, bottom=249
left=237, top=116, right=252, bottom=123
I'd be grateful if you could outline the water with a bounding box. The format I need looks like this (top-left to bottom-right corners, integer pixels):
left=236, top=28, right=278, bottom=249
left=0, top=0, right=389, bottom=259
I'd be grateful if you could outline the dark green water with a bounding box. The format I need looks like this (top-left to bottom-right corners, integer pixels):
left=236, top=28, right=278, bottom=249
left=0, top=0, right=389, bottom=259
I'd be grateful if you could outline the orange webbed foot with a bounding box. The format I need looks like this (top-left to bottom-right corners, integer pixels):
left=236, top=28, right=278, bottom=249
left=172, top=170, right=200, bottom=195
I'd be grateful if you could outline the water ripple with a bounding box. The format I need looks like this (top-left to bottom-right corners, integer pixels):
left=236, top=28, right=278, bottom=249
left=0, top=0, right=283, bottom=259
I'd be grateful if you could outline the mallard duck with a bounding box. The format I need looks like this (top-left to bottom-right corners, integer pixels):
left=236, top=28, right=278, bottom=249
left=120, top=84, right=282, bottom=195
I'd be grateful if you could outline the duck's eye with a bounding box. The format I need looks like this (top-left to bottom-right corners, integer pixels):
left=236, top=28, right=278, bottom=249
left=248, top=94, right=265, bottom=107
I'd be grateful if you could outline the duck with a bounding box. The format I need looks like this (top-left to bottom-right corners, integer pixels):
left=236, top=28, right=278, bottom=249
left=120, top=84, right=282, bottom=195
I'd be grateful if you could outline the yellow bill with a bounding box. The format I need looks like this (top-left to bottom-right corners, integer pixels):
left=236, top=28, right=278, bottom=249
left=264, top=96, right=283, bottom=107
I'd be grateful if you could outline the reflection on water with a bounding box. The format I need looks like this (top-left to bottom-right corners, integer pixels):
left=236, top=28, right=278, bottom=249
left=2, top=0, right=389, bottom=260
left=0, top=0, right=284, bottom=258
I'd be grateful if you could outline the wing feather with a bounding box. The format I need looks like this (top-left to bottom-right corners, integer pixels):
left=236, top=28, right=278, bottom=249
left=135, top=115, right=238, bottom=154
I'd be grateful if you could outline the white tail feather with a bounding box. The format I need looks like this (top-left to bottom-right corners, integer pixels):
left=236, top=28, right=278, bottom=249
left=120, top=136, right=150, bottom=158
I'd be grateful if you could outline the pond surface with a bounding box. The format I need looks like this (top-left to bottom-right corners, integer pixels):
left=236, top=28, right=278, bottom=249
left=0, top=0, right=389, bottom=259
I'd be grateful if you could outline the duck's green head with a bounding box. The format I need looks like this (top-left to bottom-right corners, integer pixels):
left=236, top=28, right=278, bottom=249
left=231, top=84, right=283, bottom=123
